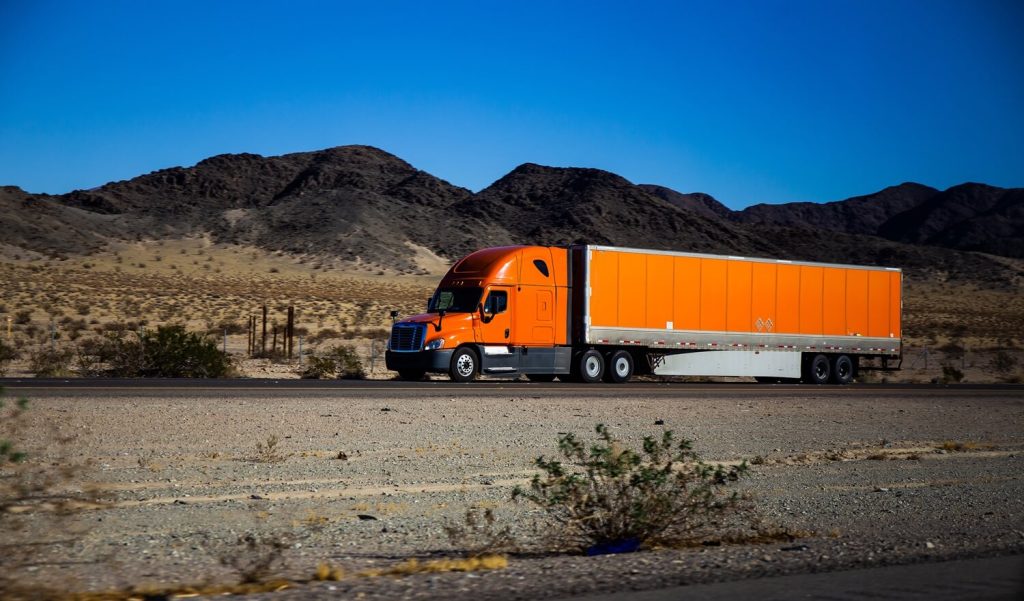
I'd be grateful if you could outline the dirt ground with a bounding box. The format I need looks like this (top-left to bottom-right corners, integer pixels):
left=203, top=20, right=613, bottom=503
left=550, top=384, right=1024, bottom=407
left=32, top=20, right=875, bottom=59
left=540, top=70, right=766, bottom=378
left=2, top=384, right=1022, bottom=599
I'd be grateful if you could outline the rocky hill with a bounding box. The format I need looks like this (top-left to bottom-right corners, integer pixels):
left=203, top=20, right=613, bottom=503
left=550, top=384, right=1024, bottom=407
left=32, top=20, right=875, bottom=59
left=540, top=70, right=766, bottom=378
left=1, top=145, right=1021, bottom=285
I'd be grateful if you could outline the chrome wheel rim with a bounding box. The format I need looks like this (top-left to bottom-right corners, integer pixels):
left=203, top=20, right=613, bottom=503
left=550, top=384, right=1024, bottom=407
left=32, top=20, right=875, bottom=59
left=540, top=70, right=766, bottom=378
left=585, top=356, right=601, bottom=378
left=456, top=354, right=474, bottom=377
left=615, top=357, right=629, bottom=377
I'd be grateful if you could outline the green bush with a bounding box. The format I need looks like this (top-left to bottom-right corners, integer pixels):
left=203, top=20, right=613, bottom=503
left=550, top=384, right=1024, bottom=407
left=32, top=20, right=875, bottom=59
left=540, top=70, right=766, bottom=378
left=513, top=424, right=748, bottom=553
left=74, top=325, right=231, bottom=378
left=301, top=345, right=364, bottom=379
left=137, top=325, right=232, bottom=377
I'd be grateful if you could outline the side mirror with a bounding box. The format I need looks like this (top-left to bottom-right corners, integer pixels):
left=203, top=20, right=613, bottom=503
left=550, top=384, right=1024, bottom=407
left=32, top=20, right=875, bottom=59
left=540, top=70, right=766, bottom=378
left=389, top=310, right=399, bottom=323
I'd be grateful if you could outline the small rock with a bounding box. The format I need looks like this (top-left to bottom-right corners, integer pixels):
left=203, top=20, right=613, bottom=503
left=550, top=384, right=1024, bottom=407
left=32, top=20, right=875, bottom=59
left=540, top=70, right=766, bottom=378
left=874, top=487, right=890, bottom=492
left=654, top=419, right=665, bottom=425
left=925, top=541, right=935, bottom=549
left=173, top=499, right=187, bottom=505
left=380, top=407, right=391, bottom=412
left=357, top=514, right=378, bottom=521
left=250, top=494, right=264, bottom=500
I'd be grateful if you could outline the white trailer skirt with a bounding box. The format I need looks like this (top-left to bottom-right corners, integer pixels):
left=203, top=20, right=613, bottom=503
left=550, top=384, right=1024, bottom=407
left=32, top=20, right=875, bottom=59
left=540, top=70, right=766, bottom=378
left=652, top=350, right=801, bottom=378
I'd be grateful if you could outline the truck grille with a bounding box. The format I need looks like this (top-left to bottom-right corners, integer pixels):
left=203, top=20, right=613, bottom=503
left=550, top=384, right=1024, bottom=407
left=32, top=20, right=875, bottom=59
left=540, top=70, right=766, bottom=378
left=389, top=323, right=426, bottom=352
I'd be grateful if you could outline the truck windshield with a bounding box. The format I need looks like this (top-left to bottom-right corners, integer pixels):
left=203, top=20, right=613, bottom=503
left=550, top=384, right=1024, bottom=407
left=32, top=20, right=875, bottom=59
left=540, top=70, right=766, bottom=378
left=428, top=287, right=482, bottom=313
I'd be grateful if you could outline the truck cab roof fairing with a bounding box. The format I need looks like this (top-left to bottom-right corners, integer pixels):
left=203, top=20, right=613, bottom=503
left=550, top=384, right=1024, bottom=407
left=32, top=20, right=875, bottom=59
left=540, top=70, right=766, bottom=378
left=444, top=246, right=526, bottom=286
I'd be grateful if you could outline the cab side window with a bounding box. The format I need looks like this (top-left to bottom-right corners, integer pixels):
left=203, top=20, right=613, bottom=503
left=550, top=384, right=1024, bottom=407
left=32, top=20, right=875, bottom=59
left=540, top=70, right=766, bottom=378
left=483, top=290, right=508, bottom=315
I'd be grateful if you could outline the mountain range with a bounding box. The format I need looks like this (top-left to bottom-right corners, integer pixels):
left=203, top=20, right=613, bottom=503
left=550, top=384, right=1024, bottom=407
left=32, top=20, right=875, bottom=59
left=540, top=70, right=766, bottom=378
left=2, top=145, right=1022, bottom=286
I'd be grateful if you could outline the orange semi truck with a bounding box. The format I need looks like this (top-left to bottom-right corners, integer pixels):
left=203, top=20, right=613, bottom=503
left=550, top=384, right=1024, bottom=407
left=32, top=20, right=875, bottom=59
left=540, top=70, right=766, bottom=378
left=385, top=245, right=902, bottom=384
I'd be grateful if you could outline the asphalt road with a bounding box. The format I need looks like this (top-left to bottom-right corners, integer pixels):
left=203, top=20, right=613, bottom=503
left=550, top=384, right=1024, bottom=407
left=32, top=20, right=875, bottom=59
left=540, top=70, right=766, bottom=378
left=564, top=555, right=1024, bottom=601
left=3, top=377, right=1022, bottom=400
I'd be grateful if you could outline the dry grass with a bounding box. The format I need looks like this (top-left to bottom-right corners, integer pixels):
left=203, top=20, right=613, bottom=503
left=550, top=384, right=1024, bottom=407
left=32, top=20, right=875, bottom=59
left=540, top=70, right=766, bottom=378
left=0, top=238, right=437, bottom=376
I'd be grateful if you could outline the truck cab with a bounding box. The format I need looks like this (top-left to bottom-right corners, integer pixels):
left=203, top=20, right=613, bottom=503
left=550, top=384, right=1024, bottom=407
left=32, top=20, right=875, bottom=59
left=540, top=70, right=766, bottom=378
left=385, top=245, right=573, bottom=381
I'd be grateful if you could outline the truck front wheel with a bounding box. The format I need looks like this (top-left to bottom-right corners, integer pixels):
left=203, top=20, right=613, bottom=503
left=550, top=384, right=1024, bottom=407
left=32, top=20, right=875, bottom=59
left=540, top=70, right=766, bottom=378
left=604, top=350, right=633, bottom=383
left=449, top=347, right=479, bottom=383
left=578, top=350, right=605, bottom=383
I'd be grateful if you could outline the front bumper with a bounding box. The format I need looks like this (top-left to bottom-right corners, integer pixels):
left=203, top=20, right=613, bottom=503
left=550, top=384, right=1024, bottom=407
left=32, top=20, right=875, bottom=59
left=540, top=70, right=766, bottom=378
left=385, top=349, right=453, bottom=373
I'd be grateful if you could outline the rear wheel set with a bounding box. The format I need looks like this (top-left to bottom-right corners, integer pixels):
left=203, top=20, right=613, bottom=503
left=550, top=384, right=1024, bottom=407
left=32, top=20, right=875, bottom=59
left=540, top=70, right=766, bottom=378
left=802, top=353, right=854, bottom=385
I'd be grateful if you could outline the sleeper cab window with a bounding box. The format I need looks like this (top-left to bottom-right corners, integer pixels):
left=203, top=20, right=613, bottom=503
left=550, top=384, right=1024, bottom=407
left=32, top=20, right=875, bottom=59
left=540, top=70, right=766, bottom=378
left=533, top=259, right=549, bottom=277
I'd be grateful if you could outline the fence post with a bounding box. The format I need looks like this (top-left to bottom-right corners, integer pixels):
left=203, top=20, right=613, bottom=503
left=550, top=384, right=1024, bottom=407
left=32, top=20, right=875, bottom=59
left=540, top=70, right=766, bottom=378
left=261, top=305, right=268, bottom=355
left=223, top=329, right=228, bottom=355
left=50, top=321, right=55, bottom=351
left=298, top=335, right=303, bottom=365
left=287, top=306, right=295, bottom=360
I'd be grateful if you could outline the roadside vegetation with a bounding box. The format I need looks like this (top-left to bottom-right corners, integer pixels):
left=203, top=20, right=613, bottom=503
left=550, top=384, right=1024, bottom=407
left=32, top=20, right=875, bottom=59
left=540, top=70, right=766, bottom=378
left=513, top=424, right=750, bottom=554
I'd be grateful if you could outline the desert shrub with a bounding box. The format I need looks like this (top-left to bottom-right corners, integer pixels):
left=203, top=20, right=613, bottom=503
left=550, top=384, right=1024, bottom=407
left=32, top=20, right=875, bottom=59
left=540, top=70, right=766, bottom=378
left=444, top=507, right=517, bottom=557
left=137, top=325, right=232, bottom=378
left=74, top=326, right=231, bottom=378
left=513, top=424, right=748, bottom=553
left=990, top=351, right=1018, bottom=375
left=13, top=310, right=31, bottom=325
left=28, top=347, right=74, bottom=378
left=941, top=363, right=964, bottom=384
left=0, top=340, right=18, bottom=376
left=301, top=345, right=364, bottom=379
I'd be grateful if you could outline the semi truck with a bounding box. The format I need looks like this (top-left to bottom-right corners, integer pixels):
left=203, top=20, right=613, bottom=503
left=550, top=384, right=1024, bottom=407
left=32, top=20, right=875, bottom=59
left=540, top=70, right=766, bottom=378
left=385, top=245, right=902, bottom=384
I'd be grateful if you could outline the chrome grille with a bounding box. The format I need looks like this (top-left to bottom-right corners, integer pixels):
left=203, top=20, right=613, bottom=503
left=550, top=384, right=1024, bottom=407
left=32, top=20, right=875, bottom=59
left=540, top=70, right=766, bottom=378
left=389, top=323, right=426, bottom=352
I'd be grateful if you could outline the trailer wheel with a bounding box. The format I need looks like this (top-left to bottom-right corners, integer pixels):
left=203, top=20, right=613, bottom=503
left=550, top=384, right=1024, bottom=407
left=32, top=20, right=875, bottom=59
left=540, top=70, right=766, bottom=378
left=832, top=355, right=854, bottom=385
left=526, top=374, right=556, bottom=382
left=805, top=354, right=831, bottom=385
left=578, top=350, right=605, bottom=383
left=449, top=347, right=479, bottom=382
left=604, top=350, right=633, bottom=383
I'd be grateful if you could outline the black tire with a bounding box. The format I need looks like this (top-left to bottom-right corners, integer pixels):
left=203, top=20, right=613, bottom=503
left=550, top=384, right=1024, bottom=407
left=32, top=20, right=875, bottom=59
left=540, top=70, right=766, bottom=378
left=805, top=353, right=831, bottom=385
left=449, top=347, right=479, bottom=383
left=603, top=350, right=634, bottom=383
left=578, top=349, right=605, bottom=383
left=526, top=374, right=556, bottom=382
left=832, top=355, right=854, bottom=385
left=397, top=369, right=425, bottom=381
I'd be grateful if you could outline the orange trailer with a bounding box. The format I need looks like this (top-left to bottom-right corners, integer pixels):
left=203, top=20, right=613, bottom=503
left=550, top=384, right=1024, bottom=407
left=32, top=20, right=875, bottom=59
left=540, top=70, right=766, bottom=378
left=385, top=245, right=902, bottom=384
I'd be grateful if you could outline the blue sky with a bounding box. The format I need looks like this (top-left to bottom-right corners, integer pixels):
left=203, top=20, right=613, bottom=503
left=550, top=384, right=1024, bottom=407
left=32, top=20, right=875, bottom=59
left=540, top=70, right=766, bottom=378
left=1, top=1, right=1021, bottom=208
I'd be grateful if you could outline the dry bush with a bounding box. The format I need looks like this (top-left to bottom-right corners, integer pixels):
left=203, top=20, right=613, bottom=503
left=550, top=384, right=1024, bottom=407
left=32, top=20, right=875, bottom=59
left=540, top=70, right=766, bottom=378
left=250, top=434, right=289, bottom=463
left=444, top=507, right=517, bottom=557
left=0, top=340, right=19, bottom=376
left=514, top=424, right=749, bottom=554
left=28, top=347, right=74, bottom=377
left=219, top=532, right=291, bottom=584
left=300, top=345, right=365, bottom=379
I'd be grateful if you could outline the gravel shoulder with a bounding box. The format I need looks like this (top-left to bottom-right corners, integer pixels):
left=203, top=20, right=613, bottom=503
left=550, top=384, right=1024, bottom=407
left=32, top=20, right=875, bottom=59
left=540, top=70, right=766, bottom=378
left=4, top=386, right=1023, bottom=599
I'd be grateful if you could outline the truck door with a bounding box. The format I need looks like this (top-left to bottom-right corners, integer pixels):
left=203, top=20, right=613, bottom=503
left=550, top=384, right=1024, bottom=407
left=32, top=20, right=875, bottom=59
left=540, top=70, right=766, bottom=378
left=478, top=286, right=512, bottom=345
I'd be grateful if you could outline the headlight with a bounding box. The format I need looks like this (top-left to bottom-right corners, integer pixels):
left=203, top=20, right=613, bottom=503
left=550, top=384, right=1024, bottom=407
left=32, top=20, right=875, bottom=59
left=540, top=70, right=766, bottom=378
left=424, top=338, right=445, bottom=350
